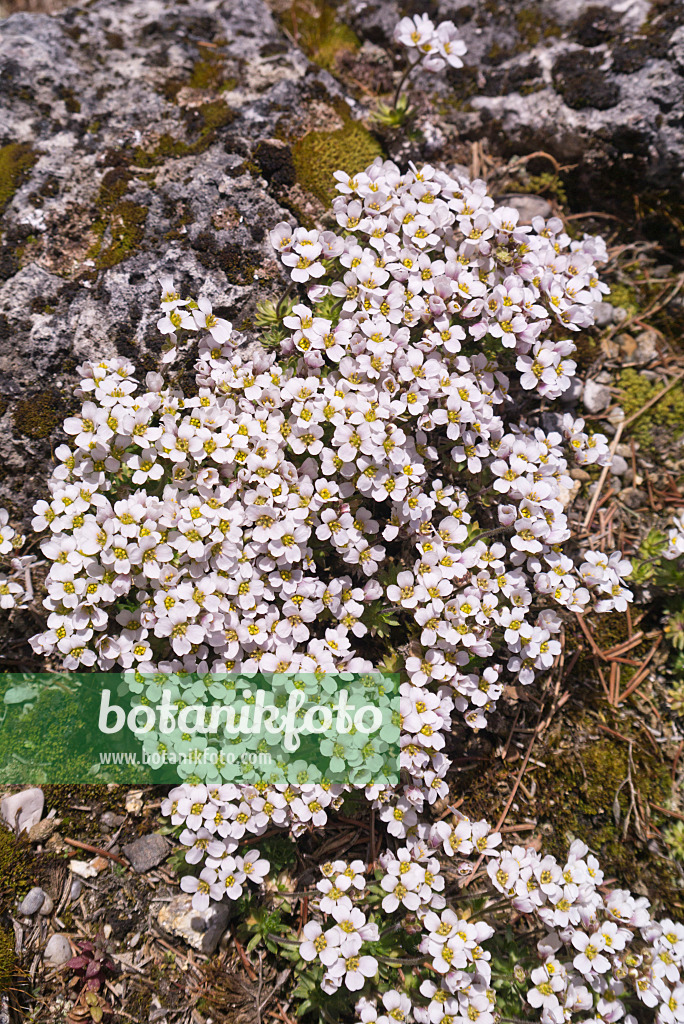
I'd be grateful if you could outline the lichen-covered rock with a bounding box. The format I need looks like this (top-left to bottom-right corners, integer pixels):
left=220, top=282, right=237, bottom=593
left=0, top=0, right=375, bottom=517
left=460, top=0, right=684, bottom=195
left=343, top=0, right=684, bottom=198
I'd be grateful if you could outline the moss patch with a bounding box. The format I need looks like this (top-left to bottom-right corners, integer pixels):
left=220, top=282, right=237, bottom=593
left=97, top=165, right=133, bottom=208
left=606, top=282, right=639, bottom=315
left=532, top=735, right=676, bottom=901
left=618, top=368, right=684, bottom=448
left=0, top=142, right=38, bottom=213
left=161, top=48, right=238, bottom=102
left=188, top=51, right=234, bottom=91
left=292, top=120, right=383, bottom=206
left=194, top=233, right=261, bottom=285
left=0, top=926, right=15, bottom=994
left=514, top=5, right=562, bottom=46
left=0, top=823, right=34, bottom=913
left=13, top=387, right=68, bottom=439
left=89, top=200, right=148, bottom=270
left=280, top=0, right=360, bottom=71
left=133, top=100, right=235, bottom=168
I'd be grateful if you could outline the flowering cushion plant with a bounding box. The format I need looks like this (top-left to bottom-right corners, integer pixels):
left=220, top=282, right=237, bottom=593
left=0, top=14, right=682, bottom=1017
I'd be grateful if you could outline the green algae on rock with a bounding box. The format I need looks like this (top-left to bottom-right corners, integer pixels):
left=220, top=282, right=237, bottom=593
left=292, top=121, right=383, bottom=207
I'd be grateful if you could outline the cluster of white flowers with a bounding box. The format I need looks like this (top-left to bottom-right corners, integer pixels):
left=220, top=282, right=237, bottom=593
left=298, top=812, right=684, bottom=1024
left=3, top=137, right=674, bottom=1023
left=394, top=13, right=467, bottom=73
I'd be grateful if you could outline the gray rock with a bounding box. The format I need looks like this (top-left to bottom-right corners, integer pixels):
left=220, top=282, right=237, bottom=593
left=18, top=886, right=46, bottom=916
left=43, top=933, right=72, bottom=966
left=100, top=811, right=125, bottom=828
left=0, top=0, right=342, bottom=517
left=591, top=301, right=617, bottom=328
left=621, top=487, right=647, bottom=509
left=430, top=1, right=684, bottom=193
left=123, top=833, right=170, bottom=873
left=633, top=328, right=659, bottom=365
left=559, top=376, right=582, bottom=404
left=157, top=894, right=233, bottom=954
left=1, top=788, right=44, bottom=833
left=69, top=879, right=83, bottom=902
left=495, top=194, right=552, bottom=224
left=39, top=893, right=54, bottom=916
left=671, top=26, right=684, bottom=72
left=341, top=0, right=401, bottom=46
left=610, top=454, right=629, bottom=477
left=583, top=379, right=611, bottom=413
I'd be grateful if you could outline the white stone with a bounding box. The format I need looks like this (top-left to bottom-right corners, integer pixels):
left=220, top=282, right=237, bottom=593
left=583, top=379, right=611, bottom=414
left=69, top=859, right=99, bottom=879
left=611, top=454, right=629, bottom=476
left=1, top=788, right=44, bottom=833
left=44, top=933, right=72, bottom=966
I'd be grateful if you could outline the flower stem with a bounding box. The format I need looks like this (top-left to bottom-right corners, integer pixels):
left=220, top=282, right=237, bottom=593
left=392, top=51, right=426, bottom=111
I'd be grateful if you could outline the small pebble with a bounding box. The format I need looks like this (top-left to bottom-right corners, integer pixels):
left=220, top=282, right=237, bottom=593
left=123, top=833, right=170, bottom=874
left=39, top=894, right=54, bottom=916
left=18, top=886, right=46, bottom=916
left=583, top=379, right=611, bottom=414
left=69, top=879, right=83, bottom=902
left=69, top=859, right=99, bottom=879
left=611, top=454, right=629, bottom=476
left=591, top=301, right=616, bottom=328
left=100, top=811, right=125, bottom=828
left=44, top=933, right=72, bottom=967
left=125, top=791, right=144, bottom=815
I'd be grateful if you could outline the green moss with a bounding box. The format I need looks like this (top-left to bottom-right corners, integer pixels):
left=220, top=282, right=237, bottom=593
left=607, top=282, right=639, bottom=315
left=515, top=5, right=561, bottom=46
left=59, top=86, right=81, bottom=114
left=133, top=101, right=235, bottom=168
left=196, top=99, right=235, bottom=133
left=161, top=48, right=238, bottom=102
left=97, top=166, right=132, bottom=208
left=513, top=172, right=568, bottom=206
left=0, top=926, right=15, bottom=993
left=188, top=52, right=231, bottom=91
left=0, top=142, right=38, bottom=212
left=0, top=823, right=34, bottom=913
left=90, top=200, right=148, bottom=270
left=292, top=120, right=383, bottom=207
left=618, top=368, right=684, bottom=448
left=280, top=0, right=360, bottom=71
left=530, top=735, right=676, bottom=902
left=13, top=387, right=67, bottom=439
